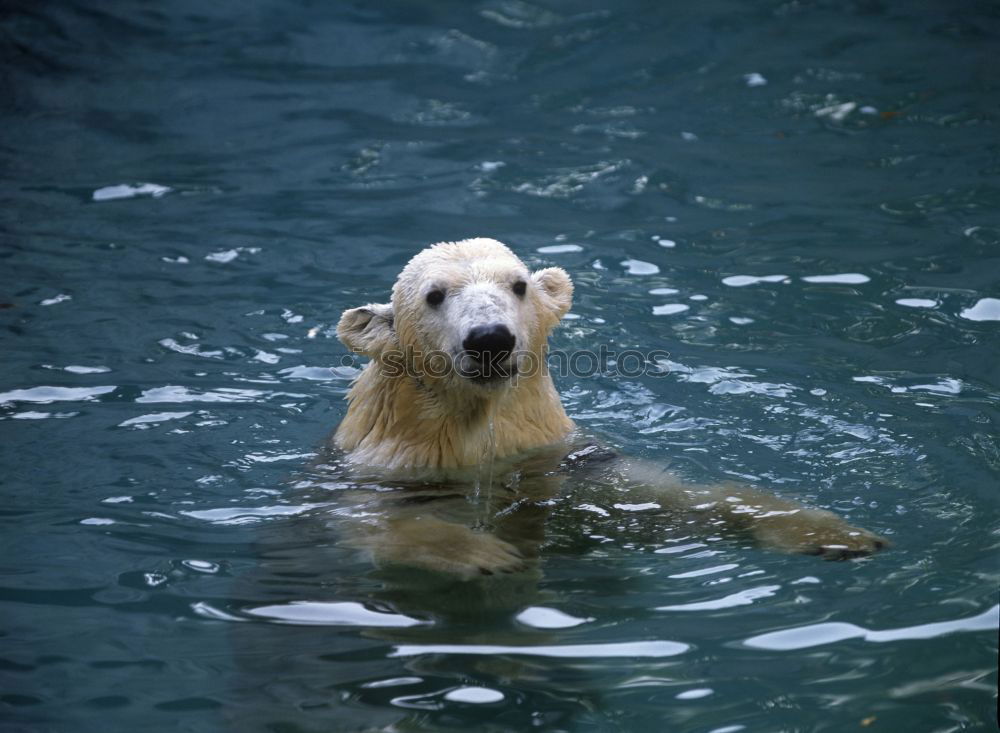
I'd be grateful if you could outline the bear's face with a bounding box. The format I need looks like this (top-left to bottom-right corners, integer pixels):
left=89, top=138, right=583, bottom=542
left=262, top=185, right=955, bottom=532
left=338, top=238, right=572, bottom=393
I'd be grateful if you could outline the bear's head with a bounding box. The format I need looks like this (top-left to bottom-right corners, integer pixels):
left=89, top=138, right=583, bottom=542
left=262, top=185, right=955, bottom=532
left=337, top=238, right=572, bottom=394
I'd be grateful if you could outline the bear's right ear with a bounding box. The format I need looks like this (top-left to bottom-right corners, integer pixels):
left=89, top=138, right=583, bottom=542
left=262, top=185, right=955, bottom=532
left=336, top=302, right=396, bottom=358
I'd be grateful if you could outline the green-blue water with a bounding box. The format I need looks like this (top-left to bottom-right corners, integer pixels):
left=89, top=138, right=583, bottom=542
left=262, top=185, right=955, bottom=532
left=2, top=1, right=998, bottom=731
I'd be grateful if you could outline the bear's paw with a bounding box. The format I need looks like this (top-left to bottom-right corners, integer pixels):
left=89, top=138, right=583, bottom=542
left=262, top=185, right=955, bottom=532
left=375, top=517, right=528, bottom=580
left=751, top=508, right=888, bottom=560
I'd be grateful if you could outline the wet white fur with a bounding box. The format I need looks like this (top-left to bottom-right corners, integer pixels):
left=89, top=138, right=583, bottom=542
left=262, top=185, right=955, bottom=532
left=335, top=238, right=574, bottom=471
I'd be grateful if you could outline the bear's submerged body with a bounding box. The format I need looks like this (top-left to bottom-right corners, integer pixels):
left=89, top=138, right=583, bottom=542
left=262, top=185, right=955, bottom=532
left=329, top=238, right=886, bottom=579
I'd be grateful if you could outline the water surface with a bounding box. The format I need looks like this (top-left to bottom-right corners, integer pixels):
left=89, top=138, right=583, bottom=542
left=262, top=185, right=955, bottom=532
left=2, top=1, right=998, bottom=731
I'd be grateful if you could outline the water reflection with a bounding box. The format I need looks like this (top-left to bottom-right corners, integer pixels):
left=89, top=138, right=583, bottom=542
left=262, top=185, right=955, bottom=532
left=3, top=0, right=999, bottom=729
left=744, top=604, right=999, bottom=651
left=389, top=640, right=689, bottom=659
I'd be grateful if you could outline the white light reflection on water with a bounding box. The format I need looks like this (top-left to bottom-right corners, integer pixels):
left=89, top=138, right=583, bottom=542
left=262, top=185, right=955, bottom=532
left=668, top=564, right=739, bottom=579
left=118, top=411, right=193, bottom=427
left=801, top=273, right=870, bottom=284
left=245, top=601, right=427, bottom=627
left=515, top=606, right=593, bottom=629
left=622, top=259, right=660, bottom=275
left=443, top=687, right=505, bottom=703
left=657, top=585, right=782, bottom=612
left=959, top=297, right=1000, bottom=322
left=62, top=365, right=111, bottom=374
left=9, top=411, right=78, bottom=419
left=180, top=503, right=330, bottom=525
left=537, top=244, right=583, bottom=254
left=744, top=604, right=998, bottom=651
left=390, top=640, right=689, bottom=659
left=652, top=304, right=689, bottom=316
left=136, top=385, right=308, bottom=403
left=675, top=688, right=713, bottom=699
left=279, top=365, right=359, bottom=381
left=721, top=274, right=789, bottom=287
left=0, top=385, right=116, bottom=404
left=92, top=182, right=171, bottom=201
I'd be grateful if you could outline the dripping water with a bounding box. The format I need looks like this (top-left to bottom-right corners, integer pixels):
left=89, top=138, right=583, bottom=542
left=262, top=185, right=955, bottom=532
left=471, top=403, right=498, bottom=530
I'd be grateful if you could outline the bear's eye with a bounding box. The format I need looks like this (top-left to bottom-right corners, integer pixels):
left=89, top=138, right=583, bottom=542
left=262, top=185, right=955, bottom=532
left=426, top=289, right=446, bottom=307
left=512, top=280, right=527, bottom=297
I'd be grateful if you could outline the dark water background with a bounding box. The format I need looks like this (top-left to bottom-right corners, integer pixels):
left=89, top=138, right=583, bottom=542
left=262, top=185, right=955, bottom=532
left=2, top=1, right=999, bottom=731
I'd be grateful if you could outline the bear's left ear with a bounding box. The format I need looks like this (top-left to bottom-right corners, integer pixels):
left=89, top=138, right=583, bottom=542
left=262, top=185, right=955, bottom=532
left=336, top=302, right=396, bottom=358
left=532, top=266, right=573, bottom=319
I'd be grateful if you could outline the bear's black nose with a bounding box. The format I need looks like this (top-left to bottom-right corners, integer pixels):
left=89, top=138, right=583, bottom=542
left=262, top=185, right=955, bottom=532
left=463, top=323, right=516, bottom=361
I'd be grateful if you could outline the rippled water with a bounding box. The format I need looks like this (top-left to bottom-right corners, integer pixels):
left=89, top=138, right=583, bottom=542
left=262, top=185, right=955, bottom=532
left=2, top=1, right=998, bottom=731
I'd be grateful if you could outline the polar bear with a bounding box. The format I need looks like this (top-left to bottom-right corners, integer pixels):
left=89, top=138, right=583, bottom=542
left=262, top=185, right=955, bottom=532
left=333, top=238, right=886, bottom=579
